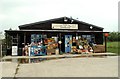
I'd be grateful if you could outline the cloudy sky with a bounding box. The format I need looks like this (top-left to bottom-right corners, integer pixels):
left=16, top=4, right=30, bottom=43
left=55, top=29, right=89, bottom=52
left=0, top=0, right=119, bottom=33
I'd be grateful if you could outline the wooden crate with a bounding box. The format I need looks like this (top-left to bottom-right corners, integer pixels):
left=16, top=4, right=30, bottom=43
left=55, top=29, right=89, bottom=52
left=47, top=49, right=55, bottom=55
left=93, top=45, right=105, bottom=53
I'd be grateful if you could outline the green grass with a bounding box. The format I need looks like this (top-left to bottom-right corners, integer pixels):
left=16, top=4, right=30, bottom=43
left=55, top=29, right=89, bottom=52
left=106, top=41, right=120, bottom=55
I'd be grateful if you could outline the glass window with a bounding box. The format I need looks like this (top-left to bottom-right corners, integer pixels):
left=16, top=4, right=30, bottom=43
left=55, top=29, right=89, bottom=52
left=82, top=35, right=93, bottom=42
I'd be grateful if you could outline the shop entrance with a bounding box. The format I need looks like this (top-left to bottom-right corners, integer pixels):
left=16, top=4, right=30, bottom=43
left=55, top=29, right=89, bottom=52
left=65, top=35, right=72, bottom=53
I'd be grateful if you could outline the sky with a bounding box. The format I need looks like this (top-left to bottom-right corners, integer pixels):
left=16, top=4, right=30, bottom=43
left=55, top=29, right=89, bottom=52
left=0, top=0, right=119, bottom=34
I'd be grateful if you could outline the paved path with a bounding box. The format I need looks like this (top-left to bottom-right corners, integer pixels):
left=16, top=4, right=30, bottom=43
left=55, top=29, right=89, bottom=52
left=15, top=56, right=118, bottom=77
left=2, top=53, right=117, bottom=60
left=1, top=62, right=18, bottom=77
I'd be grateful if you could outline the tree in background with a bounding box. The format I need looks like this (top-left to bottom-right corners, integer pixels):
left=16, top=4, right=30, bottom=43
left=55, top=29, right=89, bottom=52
left=0, top=28, right=12, bottom=48
left=107, top=32, right=120, bottom=41
left=0, top=31, right=5, bottom=46
left=0, top=32, right=5, bottom=39
left=5, top=28, right=12, bottom=48
left=0, top=29, right=12, bottom=56
left=0, top=31, right=6, bottom=56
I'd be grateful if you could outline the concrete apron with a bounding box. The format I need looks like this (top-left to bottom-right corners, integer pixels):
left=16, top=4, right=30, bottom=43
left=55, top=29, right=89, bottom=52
left=0, top=56, right=118, bottom=77
left=15, top=56, right=118, bottom=77
left=1, top=62, right=18, bottom=77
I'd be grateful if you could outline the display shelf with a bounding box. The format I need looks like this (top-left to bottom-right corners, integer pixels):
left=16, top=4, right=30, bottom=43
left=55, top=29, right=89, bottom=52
left=30, top=34, right=46, bottom=56
left=45, top=38, right=59, bottom=55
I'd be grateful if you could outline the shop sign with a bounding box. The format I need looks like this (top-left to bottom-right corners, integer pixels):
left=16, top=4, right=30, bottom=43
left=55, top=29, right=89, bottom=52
left=12, top=46, right=18, bottom=55
left=52, top=23, right=78, bottom=29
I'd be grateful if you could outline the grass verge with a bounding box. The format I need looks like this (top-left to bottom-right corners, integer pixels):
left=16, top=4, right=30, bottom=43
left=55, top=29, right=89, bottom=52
left=107, top=41, right=120, bottom=55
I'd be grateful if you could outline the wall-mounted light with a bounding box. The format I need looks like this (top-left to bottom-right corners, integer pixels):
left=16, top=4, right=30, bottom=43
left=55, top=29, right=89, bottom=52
left=90, top=26, right=93, bottom=29
left=58, top=41, right=62, bottom=44
left=71, top=19, right=74, bottom=23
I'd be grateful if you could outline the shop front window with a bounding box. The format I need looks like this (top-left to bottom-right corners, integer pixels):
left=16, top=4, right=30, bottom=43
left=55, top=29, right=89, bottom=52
left=82, top=35, right=94, bottom=43
left=22, top=33, right=59, bottom=56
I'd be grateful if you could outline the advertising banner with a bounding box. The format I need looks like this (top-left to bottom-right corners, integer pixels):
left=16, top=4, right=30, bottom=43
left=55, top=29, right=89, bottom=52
left=52, top=23, right=78, bottom=29
left=12, top=46, right=18, bottom=55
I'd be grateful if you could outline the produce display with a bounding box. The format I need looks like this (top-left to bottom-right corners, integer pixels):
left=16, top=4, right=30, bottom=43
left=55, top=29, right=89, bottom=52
left=22, top=34, right=94, bottom=56
left=71, top=36, right=94, bottom=54
left=30, top=34, right=46, bottom=56
left=45, top=38, right=58, bottom=55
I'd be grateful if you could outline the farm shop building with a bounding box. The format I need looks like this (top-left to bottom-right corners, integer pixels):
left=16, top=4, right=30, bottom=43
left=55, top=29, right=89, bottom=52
left=5, top=17, right=106, bottom=56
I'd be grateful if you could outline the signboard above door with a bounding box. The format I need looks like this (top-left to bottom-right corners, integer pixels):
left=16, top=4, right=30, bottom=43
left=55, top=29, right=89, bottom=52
left=52, top=23, right=78, bottom=29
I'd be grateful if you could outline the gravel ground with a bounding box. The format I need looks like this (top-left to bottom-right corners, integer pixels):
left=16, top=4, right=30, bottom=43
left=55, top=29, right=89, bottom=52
left=14, top=56, right=118, bottom=77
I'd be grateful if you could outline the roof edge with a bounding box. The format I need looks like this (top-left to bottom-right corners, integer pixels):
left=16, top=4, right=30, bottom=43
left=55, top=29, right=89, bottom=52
left=19, top=16, right=104, bottom=30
